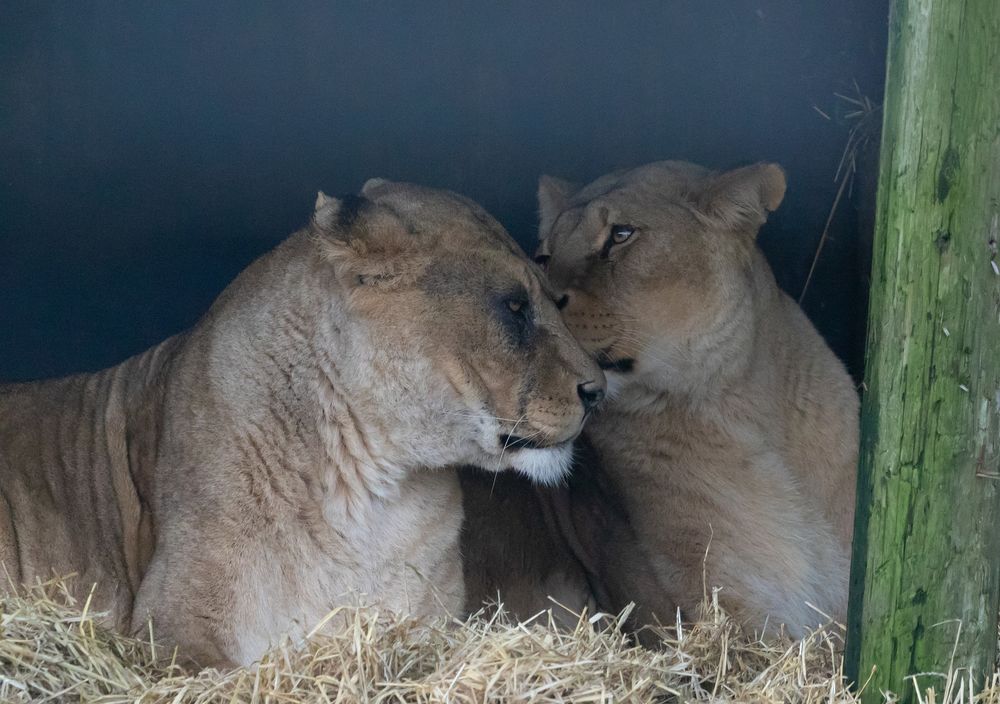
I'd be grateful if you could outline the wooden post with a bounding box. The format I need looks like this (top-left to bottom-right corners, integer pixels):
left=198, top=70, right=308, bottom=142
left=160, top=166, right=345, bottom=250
left=846, top=0, right=1000, bottom=700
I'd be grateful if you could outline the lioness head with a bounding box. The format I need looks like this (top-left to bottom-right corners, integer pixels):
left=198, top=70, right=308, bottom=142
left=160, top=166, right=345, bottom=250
left=311, top=179, right=605, bottom=484
left=535, top=161, right=786, bottom=399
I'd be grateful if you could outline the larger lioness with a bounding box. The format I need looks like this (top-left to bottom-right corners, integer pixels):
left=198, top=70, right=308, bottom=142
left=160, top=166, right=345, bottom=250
left=534, top=160, right=859, bottom=637
left=0, top=180, right=605, bottom=668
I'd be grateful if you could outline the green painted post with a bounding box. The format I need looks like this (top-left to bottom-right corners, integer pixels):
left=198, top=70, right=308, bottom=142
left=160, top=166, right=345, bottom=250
left=845, top=0, right=1000, bottom=701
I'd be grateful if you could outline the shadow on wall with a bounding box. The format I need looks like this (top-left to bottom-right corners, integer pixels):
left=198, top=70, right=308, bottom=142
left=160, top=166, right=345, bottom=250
left=0, top=0, right=887, bottom=382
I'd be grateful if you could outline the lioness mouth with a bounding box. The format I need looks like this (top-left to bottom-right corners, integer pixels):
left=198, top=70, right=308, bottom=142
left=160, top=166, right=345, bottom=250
left=499, top=434, right=561, bottom=452
left=596, top=352, right=635, bottom=373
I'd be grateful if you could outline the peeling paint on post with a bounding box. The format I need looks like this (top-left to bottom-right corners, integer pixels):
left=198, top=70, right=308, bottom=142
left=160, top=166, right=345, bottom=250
left=845, top=0, right=1000, bottom=701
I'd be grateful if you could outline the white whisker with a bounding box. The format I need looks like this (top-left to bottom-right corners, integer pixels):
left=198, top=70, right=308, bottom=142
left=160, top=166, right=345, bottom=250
left=491, top=413, right=527, bottom=495
left=436, top=409, right=526, bottom=424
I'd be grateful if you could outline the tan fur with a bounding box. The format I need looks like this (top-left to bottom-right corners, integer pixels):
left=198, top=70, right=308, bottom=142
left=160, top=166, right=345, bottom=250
left=0, top=181, right=603, bottom=668
left=535, top=160, right=859, bottom=637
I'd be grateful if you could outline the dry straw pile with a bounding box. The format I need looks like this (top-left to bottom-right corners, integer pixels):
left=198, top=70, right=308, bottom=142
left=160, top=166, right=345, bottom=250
left=0, top=578, right=996, bottom=703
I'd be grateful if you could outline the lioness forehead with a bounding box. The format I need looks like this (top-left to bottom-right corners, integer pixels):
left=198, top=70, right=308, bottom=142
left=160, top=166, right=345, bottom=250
left=572, top=161, right=714, bottom=210
left=417, top=244, right=557, bottom=304
left=359, top=179, right=552, bottom=298
left=544, top=161, right=713, bottom=255
left=363, top=180, right=516, bottom=248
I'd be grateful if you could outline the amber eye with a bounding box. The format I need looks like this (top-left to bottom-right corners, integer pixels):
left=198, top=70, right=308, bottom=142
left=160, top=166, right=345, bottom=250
left=506, top=299, right=525, bottom=314
left=610, top=224, right=635, bottom=245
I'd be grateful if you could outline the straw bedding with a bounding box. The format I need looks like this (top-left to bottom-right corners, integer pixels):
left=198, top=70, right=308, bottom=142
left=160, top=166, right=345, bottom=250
left=1, top=578, right=996, bottom=703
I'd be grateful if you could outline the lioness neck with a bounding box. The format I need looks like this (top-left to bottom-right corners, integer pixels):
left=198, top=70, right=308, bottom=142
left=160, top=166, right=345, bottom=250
left=181, top=232, right=426, bottom=518
left=612, top=253, right=782, bottom=415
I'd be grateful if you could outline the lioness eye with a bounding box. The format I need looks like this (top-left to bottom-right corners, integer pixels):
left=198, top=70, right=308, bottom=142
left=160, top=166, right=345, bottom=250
left=610, top=224, right=635, bottom=244
left=497, top=292, right=534, bottom=346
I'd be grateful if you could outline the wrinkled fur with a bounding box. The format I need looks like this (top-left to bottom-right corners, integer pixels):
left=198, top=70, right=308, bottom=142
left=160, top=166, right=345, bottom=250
left=533, top=161, right=859, bottom=637
left=0, top=181, right=603, bottom=668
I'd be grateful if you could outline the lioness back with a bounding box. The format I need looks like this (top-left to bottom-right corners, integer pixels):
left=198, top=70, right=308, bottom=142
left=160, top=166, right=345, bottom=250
left=0, top=342, right=173, bottom=628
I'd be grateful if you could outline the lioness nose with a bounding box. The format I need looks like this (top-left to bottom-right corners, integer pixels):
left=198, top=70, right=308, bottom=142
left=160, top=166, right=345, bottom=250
left=577, top=381, right=605, bottom=412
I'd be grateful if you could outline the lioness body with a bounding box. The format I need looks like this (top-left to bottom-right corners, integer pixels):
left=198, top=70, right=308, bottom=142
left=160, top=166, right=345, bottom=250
left=537, top=161, right=859, bottom=636
left=0, top=182, right=602, bottom=667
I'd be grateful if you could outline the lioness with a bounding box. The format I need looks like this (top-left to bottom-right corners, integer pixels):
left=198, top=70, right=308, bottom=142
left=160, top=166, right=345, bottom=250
left=534, top=160, right=859, bottom=637
left=0, top=180, right=605, bottom=668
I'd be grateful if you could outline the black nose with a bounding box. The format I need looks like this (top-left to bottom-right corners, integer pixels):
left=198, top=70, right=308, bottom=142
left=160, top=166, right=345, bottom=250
left=577, top=381, right=605, bottom=412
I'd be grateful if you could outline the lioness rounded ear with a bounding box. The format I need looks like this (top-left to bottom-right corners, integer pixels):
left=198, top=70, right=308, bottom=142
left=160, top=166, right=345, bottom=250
left=312, top=192, right=374, bottom=235
left=315, top=190, right=334, bottom=210
left=312, top=190, right=427, bottom=291
left=537, top=175, right=578, bottom=241
left=697, top=163, right=787, bottom=233
left=361, top=177, right=390, bottom=197
left=313, top=190, right=345, bottom=231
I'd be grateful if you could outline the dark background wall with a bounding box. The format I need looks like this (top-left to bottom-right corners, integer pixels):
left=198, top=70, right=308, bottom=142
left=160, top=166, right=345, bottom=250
left=1, top=1, right=887, bottom=383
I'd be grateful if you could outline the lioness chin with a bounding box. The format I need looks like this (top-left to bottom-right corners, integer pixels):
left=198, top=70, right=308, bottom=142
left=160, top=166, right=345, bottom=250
left=0, top=180, right=604, bottom=668
left=533, top=160, right=859, bottom=638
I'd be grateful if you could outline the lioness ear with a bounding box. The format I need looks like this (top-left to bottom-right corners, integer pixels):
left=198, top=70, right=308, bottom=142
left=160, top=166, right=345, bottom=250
left=697, top=163, right=786, bottom=233
left=312, top=190, right=365, bottom=231
left=360, top=177, right=390, bottom=197
left=312, top=191, right=427, bottom=290
left=537, top=175, right=578, bottom=240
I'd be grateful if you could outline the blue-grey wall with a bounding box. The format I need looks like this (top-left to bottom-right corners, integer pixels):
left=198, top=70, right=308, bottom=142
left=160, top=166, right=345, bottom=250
left=1, top=1, right=887, bottom=382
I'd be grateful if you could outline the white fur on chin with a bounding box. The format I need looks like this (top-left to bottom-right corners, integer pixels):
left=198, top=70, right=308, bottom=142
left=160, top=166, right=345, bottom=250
left=510, top=443, right=573, bottom=486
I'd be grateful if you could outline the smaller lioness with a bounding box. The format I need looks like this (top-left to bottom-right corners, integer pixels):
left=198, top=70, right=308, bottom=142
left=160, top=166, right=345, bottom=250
left=0, top=180, right=604, bottom=668
left=535, top=160, right=859, bottom=637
